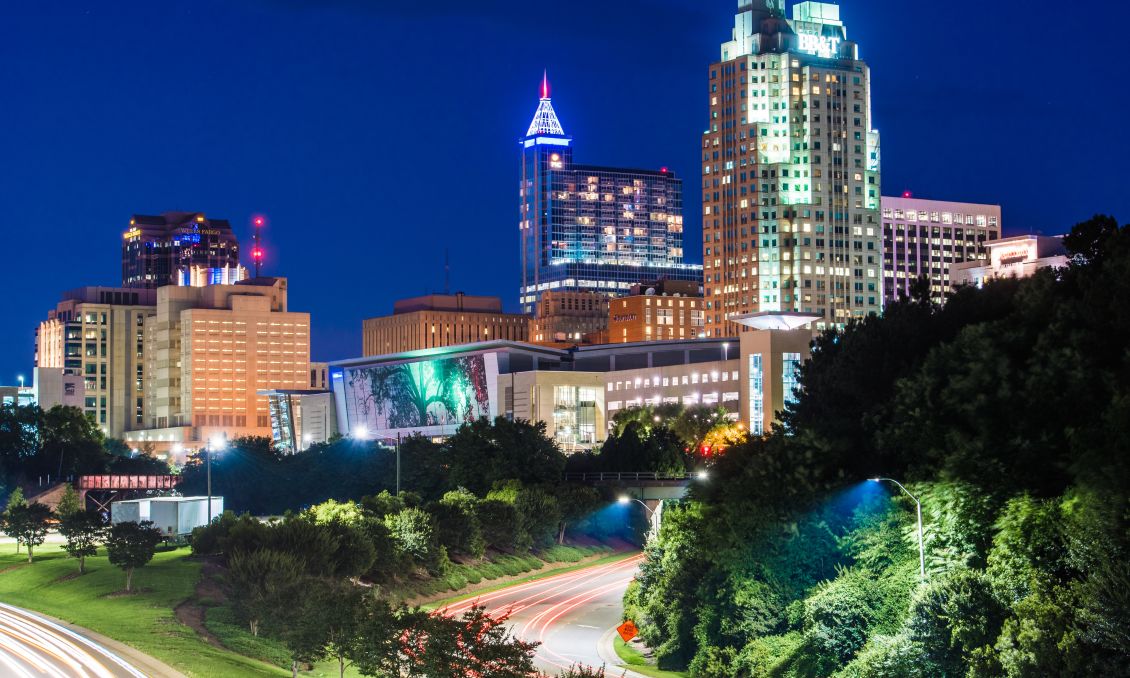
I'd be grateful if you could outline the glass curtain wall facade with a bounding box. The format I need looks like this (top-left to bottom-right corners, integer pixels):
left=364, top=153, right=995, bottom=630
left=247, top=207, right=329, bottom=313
left=519, top=80, right=701, bottom=313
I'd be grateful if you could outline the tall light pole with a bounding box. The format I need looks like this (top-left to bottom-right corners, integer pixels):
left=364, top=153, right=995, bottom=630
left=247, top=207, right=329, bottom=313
left=17, top=374, right=24, bottom=389
left=206, top=435, right=226, bottom=524
left=871, top=477, right=925, bottom=579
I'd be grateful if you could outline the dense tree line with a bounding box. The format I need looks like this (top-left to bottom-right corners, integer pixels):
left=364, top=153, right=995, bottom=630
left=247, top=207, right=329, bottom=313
left=625, top=215, right=1130, bottom=676
left=0, top=404, right=169, bottom=501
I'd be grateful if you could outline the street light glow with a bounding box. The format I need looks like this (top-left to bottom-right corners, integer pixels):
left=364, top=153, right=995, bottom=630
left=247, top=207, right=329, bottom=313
left=697, top=470, right=709, bottom=480
left=353, top=425, right=369, bottom=440
left=617, top=495, right=630, bottom=504
left=208, top=435, right=226, bottom=450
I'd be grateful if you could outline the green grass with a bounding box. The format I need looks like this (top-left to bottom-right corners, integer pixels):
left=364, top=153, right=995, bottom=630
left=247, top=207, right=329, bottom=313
left=424, top=550, right=636, bottom=611
left=613, top=636, right=690, bottom=678
left=0, top=542, right=293, bottom=677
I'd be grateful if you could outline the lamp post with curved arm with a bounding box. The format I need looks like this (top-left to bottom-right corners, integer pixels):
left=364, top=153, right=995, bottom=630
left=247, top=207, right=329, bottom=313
left=618, top=495, right=660, bottom=538
left=870, top=477, right=925, bottom=579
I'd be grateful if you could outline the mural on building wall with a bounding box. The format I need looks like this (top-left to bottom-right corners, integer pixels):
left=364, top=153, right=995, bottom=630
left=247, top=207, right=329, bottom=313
left=343, top=355, right=491, bottom=432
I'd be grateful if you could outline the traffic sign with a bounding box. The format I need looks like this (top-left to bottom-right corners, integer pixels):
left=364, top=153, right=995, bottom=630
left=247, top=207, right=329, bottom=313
left=617, top=620, right=639, bottom=643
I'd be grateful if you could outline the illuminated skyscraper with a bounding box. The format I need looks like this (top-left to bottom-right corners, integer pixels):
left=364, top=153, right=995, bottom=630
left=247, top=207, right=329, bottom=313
left=122, top=212, right=241, bottom=289
left=702, top=1, right=881, bottom=336
left=519, top=74, right=701, bottom=313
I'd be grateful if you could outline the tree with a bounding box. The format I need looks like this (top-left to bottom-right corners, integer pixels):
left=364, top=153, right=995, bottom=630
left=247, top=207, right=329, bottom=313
left=402, top=606, right=539, bottom=678
left=105, top=520, right=162, bottom=592
left=4, top=486, right=27, bottom=553
left=58, top=509, right=106, bottom=574
left=4, top=502, right=52, bottom=563
left=56, top=483, right=81, bottom=518
left=349, top=598, right=416, bottom=677
left=287, top=578, right=366, bottom=678
left=225, top=548, right=306, bottom=636
left=552, top=484, right=600, bottom=544
left=428, top=488, right=485, bottom=558
left=445, top=418, right=566, bottom=495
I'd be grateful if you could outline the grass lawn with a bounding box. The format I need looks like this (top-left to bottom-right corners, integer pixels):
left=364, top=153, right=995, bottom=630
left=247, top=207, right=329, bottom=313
left=0, top=542, right=294, bottom=677
left=613, top=636, right=690, bottom=678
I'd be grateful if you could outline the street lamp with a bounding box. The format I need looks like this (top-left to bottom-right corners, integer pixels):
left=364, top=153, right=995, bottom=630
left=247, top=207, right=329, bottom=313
left=206, top=435, right=226, bottom=524
left=618, top=495, right=655, bottom=516
left=870, top=477, right=925, bottom=579
left=722, top=342, right=729, bottom=362
left=17, top=374, right=24, bottom=389
left=353, top=424, right=369, bottom=440
left=696, top=470, right=709, bottom=481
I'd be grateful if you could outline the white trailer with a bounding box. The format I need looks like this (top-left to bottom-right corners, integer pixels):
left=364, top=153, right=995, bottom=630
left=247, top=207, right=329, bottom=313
left=109, top=499, right=148, bottom=524
left=109, top=496, right=223, bottom=537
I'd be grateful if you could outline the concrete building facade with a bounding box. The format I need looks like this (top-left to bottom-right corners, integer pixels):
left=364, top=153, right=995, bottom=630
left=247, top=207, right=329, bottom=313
left=881, top=196, right=1001, bottom=303
left=125, top=277, right=310, bottom=455
left=362, top=293, right=528, bottom=355
left=702, top=0, right=882, bottom=337
left=608, top=280, right=706, bottom=343
left=35, top=287, right=157, bottom=437
left=528, top=290, right=609, bottom=346
left=950, top=235, right=1068, bottom=289
left=326, top=326, right=816, bottom=452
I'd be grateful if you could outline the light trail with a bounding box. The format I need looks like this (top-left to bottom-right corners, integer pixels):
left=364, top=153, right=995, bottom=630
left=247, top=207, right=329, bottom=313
left=0, top=603, right=147, bottom=678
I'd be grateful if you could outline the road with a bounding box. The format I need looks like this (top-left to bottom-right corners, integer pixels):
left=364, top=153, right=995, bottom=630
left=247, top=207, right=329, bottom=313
left=442, top=554, right=647, bottom=676
left=0, top=603, right=146, bottom=678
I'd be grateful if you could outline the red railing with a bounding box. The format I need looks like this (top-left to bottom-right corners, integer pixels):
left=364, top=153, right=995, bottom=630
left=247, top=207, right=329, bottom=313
left=76, top=475, right=179, bottom=490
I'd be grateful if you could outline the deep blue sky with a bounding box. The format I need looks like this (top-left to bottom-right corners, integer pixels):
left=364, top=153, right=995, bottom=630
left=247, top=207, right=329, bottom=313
left=2, top=0, right=1126, bottom=381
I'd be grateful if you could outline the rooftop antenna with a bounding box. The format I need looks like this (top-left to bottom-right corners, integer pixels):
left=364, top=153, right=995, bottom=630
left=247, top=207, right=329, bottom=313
left=251, top=215, right=266, bottom=277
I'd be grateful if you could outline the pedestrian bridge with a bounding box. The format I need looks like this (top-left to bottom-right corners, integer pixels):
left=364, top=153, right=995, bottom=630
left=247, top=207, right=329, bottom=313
left=564, top=471, right=703, bottom=534
left=562, top=471, right=695, bottom=501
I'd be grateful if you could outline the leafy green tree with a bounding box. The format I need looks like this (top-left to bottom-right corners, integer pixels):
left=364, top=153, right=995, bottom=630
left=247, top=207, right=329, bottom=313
left=445, top=417, right=566, bottom=495
left=225, top=548, right=306, bottom=636
left=56, top=483, right=81, bottom=517
left=40, top=405, right=109, bottom=478
left=105, top=520, right=162, bottom=592
left=552, top=484, right=600, bottom=544
left=385, top=507, right=446, bottom=573
left=428, top=488, right=485, bottom=558
left=476, top=499, right=519, bottom=552
left=486, top=480, right=561, bottom=551
left=349, top=598, right=416, bottom=677
left=3, top=486, right=27, bottom=553
left=4, top=502, right=52, bottom=563
left=58, top=509, right=106, bottom=574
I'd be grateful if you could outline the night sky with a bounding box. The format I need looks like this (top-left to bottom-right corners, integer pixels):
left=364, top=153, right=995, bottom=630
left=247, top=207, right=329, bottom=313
left=2, top=0, right=1126, bottom=382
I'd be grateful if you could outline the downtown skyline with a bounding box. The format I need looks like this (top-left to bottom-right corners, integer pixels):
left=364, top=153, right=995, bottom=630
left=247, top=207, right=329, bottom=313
left=1, top=0, right=1126, bottom=381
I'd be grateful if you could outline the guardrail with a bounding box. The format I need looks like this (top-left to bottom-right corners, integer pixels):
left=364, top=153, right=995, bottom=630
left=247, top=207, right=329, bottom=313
left=562, top=471, right=691, bottom=482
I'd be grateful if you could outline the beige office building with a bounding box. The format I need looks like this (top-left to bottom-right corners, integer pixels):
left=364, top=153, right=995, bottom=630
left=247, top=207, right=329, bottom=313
left=608, top=280, right=705, bottom=343
left=881, top=196, right=1001, bottom=304
left=528, top=290, right=609, bottom=346
left=35, top=288, right=157, bottom=437
left=125, top=277, right=310, bottom=455
left=362, top=293, right=528, bottom=355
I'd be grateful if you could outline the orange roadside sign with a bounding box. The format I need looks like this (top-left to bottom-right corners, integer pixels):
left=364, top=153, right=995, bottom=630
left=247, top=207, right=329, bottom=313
left=617, top=620, right=639, bottom=642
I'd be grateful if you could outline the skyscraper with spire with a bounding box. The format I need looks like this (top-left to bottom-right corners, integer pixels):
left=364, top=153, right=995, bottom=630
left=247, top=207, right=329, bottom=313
left=701, top=1, right=881, bottom=336
left=519, top=74, right=701, bottom=314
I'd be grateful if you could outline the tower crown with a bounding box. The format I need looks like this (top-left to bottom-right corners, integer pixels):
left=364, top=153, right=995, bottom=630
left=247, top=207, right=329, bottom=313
left=524, top=71, right=566, bottom=138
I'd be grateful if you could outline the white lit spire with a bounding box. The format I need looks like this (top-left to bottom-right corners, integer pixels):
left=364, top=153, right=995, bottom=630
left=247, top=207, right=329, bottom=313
left=525, top=71, right=565, bottom=137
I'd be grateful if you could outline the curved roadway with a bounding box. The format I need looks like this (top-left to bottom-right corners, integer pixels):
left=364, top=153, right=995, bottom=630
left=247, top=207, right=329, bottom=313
left=442, top=554, right=647, bottom=676
left=0, top=603, right=146, bottom=678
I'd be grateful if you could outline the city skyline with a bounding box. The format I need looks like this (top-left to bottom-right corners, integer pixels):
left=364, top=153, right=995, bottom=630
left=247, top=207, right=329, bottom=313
left=1, top=0, right=1126, bottom=382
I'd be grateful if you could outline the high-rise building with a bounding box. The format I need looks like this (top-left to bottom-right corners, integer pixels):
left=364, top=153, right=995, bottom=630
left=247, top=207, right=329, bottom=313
left=881, top=196, right=1001, bottom=304
left=35, top=287, right=157, bottom=437
left=122, top=212, right=241, bottom=289
left=519, top=75, right=702, bottom=313
left=362, top=293, right=529, bottom=355
left=124, top=277, right=310, bottom=456
left=702, top=0, right=882, bottom=336
left=608, top=280, right=705, bottom=343
left=528, top=290, right=609, bottom=346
